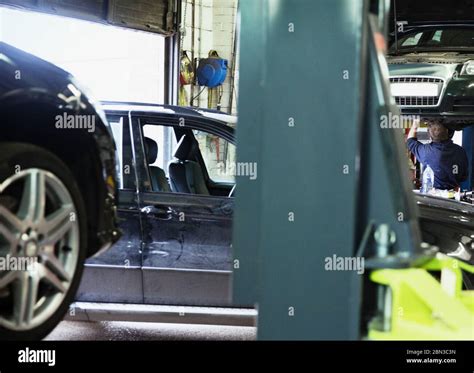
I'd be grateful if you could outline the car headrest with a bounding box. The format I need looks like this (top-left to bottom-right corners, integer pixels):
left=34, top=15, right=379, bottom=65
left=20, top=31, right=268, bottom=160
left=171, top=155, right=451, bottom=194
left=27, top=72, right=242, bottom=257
left=174, top=134, right=196, bottom=160
left=144, top=137, right=158, bottom=164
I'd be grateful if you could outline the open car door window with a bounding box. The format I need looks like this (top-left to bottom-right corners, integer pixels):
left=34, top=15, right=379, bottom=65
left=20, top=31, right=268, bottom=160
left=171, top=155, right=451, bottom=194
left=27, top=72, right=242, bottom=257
left=192, top=129, right=237, bottom=196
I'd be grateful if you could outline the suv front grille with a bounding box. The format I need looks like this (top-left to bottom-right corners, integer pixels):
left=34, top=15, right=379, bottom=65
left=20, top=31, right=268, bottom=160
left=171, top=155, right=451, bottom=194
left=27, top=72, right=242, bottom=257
left=395, top=96, right=439, bottom=106
left=389, top=76, right=444, bottom=107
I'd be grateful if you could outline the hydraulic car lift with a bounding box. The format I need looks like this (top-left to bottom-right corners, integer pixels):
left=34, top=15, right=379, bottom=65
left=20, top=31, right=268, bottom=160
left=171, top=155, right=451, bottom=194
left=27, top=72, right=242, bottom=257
left=232, top=0, right=474, bottom=340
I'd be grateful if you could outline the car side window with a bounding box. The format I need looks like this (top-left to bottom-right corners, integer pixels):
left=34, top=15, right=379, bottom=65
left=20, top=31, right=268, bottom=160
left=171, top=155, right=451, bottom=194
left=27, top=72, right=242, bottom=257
left=141, top=123, right=235, bottom=193
left=193, top=130, right=236, bottom=184
left=108, top=115, right=135, bottom=190
left=142, top=124, right=177, bottom=177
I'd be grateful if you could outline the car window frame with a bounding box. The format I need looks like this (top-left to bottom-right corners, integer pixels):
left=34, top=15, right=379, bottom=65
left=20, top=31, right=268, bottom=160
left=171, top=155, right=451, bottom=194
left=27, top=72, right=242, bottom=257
left=132, top=113, right=235, bottom=195
left=106, top=112, right=136, bottom=191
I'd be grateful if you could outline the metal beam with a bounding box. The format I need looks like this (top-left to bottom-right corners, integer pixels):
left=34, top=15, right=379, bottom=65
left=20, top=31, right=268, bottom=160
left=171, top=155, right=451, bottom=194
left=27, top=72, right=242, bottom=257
left=233, top=0, right=426, bottom=340
left=233, top=0, right=368, bottom=340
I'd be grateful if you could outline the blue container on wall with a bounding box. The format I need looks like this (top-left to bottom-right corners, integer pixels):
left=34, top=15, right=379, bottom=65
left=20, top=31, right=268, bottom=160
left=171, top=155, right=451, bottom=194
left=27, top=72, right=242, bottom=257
left=197, top=58, right=228, bottom=88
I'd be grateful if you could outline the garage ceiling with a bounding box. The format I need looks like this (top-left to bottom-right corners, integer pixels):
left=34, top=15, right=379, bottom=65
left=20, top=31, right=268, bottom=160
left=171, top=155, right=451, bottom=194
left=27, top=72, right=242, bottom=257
left=0, top=0, right=176, bottom=35
left=391, top=0, right=474, bottom=23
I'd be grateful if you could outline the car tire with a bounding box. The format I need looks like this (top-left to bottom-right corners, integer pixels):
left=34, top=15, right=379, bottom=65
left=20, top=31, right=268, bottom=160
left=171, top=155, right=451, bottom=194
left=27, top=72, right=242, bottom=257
left=0, top=143, right=87, bottom=340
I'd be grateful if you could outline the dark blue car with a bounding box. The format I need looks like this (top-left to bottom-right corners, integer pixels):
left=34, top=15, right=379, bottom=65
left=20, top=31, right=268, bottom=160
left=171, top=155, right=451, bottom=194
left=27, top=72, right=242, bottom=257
left=0, top=42, right=120, bottom=340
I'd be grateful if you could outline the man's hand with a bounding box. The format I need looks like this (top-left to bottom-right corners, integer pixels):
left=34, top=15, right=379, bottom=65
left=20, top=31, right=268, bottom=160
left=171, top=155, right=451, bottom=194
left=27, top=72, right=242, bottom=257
left=407, top=118, right=420, bottom=140
left=413, top=118, right=420, bottom=129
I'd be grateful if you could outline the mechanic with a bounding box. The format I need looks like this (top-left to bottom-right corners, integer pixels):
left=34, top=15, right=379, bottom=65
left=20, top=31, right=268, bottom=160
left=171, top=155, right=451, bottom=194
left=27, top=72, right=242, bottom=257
left=406, top=118, right=468, bottom=190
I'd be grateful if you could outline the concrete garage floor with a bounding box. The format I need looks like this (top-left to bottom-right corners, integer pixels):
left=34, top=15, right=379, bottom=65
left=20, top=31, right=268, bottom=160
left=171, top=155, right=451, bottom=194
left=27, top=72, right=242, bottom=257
left=45, top=321, right=257, bottom=341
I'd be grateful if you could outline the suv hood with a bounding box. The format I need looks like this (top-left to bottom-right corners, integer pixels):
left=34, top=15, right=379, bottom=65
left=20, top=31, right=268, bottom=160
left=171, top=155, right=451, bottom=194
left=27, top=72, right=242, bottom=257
left=388, top=52, right=474, bottom=65
left=388, top=60, right=457, bottom=81
left=0, top=42, right=72, bottom=97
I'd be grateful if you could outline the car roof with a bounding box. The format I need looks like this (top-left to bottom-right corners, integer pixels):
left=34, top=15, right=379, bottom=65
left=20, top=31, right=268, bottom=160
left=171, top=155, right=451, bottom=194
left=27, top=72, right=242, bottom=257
left=100, top=101, right=237, bottom=125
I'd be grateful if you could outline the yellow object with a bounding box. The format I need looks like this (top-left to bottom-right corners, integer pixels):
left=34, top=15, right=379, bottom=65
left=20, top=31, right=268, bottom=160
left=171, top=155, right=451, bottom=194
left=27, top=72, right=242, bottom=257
left=179, top=86, right=188, bottom=106
left=180, top=51, right=194, bottom=85
left=368, top=254, right=474, bottom=340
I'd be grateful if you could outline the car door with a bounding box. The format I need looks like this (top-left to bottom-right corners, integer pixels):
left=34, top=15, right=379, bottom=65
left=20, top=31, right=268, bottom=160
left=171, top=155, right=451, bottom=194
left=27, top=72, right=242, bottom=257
left=131, top=113, right=235, bottom=306
left=76, top=112, right=144, bottom=303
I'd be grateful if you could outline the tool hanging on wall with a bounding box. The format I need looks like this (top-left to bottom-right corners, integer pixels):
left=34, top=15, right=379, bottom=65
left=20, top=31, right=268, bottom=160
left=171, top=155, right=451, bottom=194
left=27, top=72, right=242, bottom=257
left=179, top=50, right=195, bottom=106
left=196, top=50, right=227, bottom=110
left=197, top=50, right=228, bottom=88
left=180, top=51, right=195, bottom=85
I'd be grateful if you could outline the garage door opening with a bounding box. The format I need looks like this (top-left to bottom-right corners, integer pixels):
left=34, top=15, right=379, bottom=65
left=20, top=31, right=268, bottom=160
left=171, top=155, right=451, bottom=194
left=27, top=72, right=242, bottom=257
left=0, top=7, right=166, bottom=103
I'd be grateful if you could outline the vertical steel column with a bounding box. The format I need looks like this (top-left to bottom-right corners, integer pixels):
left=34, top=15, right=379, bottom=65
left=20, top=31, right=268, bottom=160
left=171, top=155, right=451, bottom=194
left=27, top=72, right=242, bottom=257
left=233, top=0, right=366, bottom=340
left=233, top=0, right=426, bottom=340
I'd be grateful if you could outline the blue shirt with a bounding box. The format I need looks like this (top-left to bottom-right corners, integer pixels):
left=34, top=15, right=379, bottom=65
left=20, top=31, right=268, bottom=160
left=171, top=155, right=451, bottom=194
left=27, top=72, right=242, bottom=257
left=407, top=138, right=468, bottom=190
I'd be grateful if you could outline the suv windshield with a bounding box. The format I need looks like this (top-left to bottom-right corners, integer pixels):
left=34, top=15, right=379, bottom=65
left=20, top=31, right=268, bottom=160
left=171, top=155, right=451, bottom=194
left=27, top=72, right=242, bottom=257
left=389, top=27, right=474, bottom=53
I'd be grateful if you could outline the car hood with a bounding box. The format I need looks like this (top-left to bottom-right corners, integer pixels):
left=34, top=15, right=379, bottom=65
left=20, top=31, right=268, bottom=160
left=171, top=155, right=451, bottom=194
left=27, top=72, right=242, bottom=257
left=415, top=193, right=474, bottom=265
left=390, top=0, right=474, bottom=25
left=388, top=59, right=458, bottom=81
left=0, top=42, right=72, bottom=98
left=387, top=52, right=474, bottom=66
left=415, top=193, right=474, bottom=216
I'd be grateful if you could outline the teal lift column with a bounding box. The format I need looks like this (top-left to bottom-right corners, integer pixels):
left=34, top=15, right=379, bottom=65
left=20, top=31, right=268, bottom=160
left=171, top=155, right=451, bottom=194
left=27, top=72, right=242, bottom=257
left=232, top=0, right=425, bottom=340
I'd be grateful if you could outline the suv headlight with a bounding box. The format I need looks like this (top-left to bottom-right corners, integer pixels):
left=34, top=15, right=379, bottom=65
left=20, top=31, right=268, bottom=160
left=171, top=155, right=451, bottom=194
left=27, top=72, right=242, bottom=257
left=462, top=60, right=474, bottom=75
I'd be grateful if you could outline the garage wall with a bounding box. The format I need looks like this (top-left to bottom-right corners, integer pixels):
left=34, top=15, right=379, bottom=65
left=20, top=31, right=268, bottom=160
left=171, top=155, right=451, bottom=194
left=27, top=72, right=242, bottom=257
left=181, top=0, right=239, bottom=114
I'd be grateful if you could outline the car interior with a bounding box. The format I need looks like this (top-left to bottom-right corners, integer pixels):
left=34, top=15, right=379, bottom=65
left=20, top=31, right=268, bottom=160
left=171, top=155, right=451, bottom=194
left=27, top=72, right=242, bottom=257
left=168, top=134, right=211, bottom=195
left=144, top=137, right=172, bottom=192
left=142, top=124, right=235, bottom=197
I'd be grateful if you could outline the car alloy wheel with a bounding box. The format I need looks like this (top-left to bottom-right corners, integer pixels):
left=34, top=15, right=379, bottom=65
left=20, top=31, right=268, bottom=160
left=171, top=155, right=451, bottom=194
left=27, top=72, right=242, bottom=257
left=0, top=168, right=80, bottom=332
